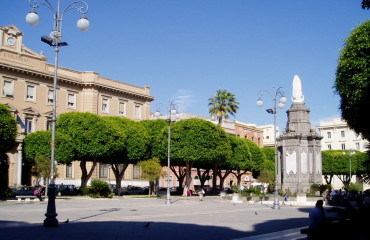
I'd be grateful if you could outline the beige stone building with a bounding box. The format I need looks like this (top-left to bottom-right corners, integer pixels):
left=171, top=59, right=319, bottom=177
left=0, top=25, right=154, bottom=187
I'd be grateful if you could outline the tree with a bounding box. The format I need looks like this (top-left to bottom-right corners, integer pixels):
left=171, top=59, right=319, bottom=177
left=261, top=147, right=275, bottom=172
left=31, top=155, right=52, bottom=186
left=138, top=158, right=163, bottom=195
left=245, top=139, right=266, bottom=177
left=0, top=104, right=17, bottom=155
left=57, top=112, right=124, bottom=188
left=102, top=117, right=149, bottom=195
left=322, top=150, right=368, bottom=186
left=168, top=119, right=232, bottom=193
left=362, top=0, right=370, bottom=9
left=227, top=136, right=252, bottom=186
left=208, top=89, right=239, bottom=126
left=335, top=20, right=370, bottom=141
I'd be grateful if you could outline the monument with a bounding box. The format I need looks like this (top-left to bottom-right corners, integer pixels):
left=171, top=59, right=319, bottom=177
left=277, top=75, right=322, bottom=195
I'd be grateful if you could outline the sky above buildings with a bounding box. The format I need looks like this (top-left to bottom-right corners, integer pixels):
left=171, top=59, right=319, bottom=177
left=2, top=1, right=370, bottom=132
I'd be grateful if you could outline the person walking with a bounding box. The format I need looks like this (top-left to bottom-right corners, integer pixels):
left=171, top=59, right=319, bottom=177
left=33, top=187, right=42, bottom=201
left=198, top=188, right=205, bottom=201
left=186, top=189, right=191, bottom=200
left=283, top=189, right=289, bottom=204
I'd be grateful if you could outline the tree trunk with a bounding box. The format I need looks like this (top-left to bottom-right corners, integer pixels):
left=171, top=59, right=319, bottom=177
left=217, top=169, right=232, bottom=189
left=234, top=169, right=247, bottom=185
left=170, top=165, right=186, bottom=193
left=80, top=159, right=98, bottom=189
left=196, top=167, right=210, bottom=188
left=183, top=161, right=193, bottom=196
left=212, top=163, right=218, bottom=191
left=112, top=162, right=129, bottom=196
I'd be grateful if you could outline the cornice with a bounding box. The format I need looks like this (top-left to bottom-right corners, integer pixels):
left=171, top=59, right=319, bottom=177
left=0, top=62, right=154, bottom=102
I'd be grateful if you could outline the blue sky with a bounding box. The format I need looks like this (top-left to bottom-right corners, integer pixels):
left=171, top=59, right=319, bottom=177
left=2, top=1, right=369, bottom=131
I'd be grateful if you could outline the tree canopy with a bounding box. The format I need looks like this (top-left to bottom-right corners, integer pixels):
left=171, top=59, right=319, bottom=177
left=335, top=19, right=370, bottom=141
left=0, top=104, right=17, bottom=155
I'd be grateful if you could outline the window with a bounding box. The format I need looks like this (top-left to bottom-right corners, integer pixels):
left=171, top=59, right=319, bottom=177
left=25, top=118, right=33, bottom=134
left=68, top=93, right=76, bottom=108
left=3, top=80, right=14, bottom=97
left=119, top=102, right=126, bottom=116
left=99, top=164, right=108, bottom=178
left=341, top=131, right=345, bottom=138
left=47, top=90, right=54, bottom=104
left=26, top=85, right=35, bottom=100
left=133, top=165, right=140, bottom=179
left=266, top=136, right=270, bottom=139
left=46, top=119, right=52, bottom=130
left=341, top=144, right=346, bottom=150
left=102, top=98, right=109, bottom=113
left=328, top=144, right=332, bottom=150
left=355, top=142, right=360, bottom=150
left=135, top=105, right=141, bottom=119
left=66, top=164, right=73, bottom=178
left=327, top=132, right=331, bottom=139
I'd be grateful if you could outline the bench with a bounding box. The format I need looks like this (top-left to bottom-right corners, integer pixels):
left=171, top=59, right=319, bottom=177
left=16, top=195, right=47, bottom=202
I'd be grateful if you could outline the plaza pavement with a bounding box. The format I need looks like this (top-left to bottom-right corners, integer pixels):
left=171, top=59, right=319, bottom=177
left=0, top=196, right=312, bottom=240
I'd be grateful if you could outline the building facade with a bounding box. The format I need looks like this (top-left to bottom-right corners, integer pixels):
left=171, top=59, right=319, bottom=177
left=0, top=25, right=154, bottom=187
left=317, top=118, right=369, bottom=152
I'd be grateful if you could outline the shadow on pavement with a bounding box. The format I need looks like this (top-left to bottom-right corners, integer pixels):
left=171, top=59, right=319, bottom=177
left=0, top=216, right=310, bottom=240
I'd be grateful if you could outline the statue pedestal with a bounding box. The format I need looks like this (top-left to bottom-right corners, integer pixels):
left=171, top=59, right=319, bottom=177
left=296, top=193, right=306, bottom=204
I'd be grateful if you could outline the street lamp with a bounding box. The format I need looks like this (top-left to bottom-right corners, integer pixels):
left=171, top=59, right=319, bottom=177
left=26, top=0, right=90, bottom=227
left=256, top=87, right=287, bottom=210
left=343, top=150, right=355, bottom=183
left=155, top=102, right=180, bottom=205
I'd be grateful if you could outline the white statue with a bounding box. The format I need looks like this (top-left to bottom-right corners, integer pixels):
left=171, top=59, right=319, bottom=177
left=292, top=74, right=304, bottom=103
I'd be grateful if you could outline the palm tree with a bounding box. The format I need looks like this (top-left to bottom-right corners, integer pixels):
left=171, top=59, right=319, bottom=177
left=208, top=89, right=239, bottom=126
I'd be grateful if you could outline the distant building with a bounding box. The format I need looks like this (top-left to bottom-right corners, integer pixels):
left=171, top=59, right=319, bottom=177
left=317, top=118, right=369, bottom=152
left=257, top=124, right=280, bottom=148
left=0, top=25, right=154, bottom=187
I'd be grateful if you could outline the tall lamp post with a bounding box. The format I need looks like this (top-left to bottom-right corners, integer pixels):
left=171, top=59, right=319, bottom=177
left=343, top=150, right=355, bottom=184
left=155, top=101, right=179, bottom=205
left=256, top=87, right=287, bottom=210
left=26, top=0, right=90, bottom=227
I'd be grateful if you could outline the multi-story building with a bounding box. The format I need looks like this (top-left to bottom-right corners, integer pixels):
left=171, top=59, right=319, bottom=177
left=317, top=118, right=369, bottom=189
left=317, top=118, right=369, bottom=152
left=256, top=124, right=280, bottom=148
left=0, top=25, right=154, bottom=187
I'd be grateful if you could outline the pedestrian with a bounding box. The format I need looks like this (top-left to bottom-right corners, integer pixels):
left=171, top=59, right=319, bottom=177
left=283, top=189, right=289, bottom=204
left=33, top=187, right=42, bottom=201
left=186, top=189, right=191, bottom=200
left=198, top=188, right=205, bottom=201
left=308, top=200, right=326, bottom=239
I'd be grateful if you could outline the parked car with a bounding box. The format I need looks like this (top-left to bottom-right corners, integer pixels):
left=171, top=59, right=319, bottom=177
left=155, top=187, right=168, bottom=196
left=55, top=184, right=78, bottom=196
left=121, top=187, right=144, bottom=195
left=13, top=186, right=36, bottom=196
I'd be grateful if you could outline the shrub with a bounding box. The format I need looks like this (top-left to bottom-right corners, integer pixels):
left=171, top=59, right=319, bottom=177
left=311, top=184, right=331, bottom=196
left=231, top=185, right=241, bottom=193
left=87, top=179, right=113, bottom=198
left=347, top=183, right=363, bottom=193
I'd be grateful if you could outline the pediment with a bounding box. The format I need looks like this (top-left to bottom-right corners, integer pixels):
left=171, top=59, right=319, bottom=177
left=22, top=107, right=40, bottom=116
left=4, top=103, right=18, bottom=113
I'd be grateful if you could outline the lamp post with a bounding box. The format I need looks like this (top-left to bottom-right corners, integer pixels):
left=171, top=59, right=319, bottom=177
left=343, top=150, right=355, bottom=184
left=155, top=102, right=179, bottom=205
left=26, top=0, right=90, bottom=227
left=256, top=87, right=287, bottom=210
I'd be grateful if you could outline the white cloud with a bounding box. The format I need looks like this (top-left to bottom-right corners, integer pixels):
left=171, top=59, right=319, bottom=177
left=173, top=89, right=197, bottom=113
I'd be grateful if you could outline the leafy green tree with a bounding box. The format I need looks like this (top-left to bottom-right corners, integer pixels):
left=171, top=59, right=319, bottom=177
left=140, top=119, right=168, bottom=158
left=258, top=169, right=274, bottom=186
left=227, top=136, right=252, bottom=186
left=31, top=155, right=51, bottom=186
left=208, top=89, right=239, bottom=126
left=335, top=20, right=370, bottom=141
left=362, top=0, right=370, bottom=9
left=322, top=150, right=367, bottom=186
left=102, top=116, right=149, bottom=194
left=245, top=139, right=266, bottom=177
left=0, top=104, right=17, bottom=155
left=138, top=158, right=163, bottom=195
left=57, top=112, right=124, bottom=188
left=168, top=119, right=232, bottom=193
left=261, top=147, right=275, bottom=172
